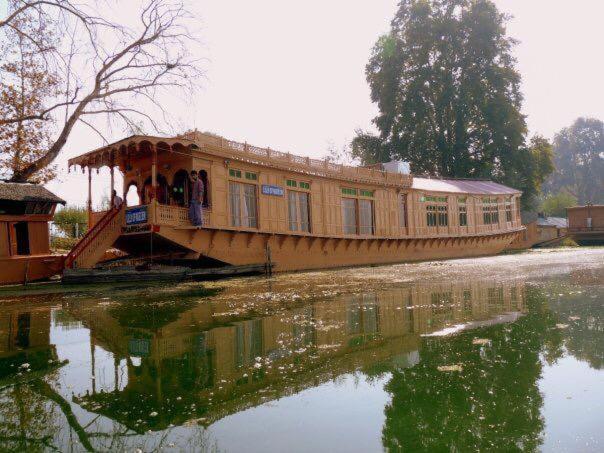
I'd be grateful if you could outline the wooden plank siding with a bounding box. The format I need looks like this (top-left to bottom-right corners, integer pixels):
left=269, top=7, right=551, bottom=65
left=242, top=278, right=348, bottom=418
left=119, top=145, right=523, bottom=241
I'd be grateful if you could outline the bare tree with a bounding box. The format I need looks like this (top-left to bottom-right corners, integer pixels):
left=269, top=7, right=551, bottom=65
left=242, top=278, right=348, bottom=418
left=0, top=0, right=203, bottom=182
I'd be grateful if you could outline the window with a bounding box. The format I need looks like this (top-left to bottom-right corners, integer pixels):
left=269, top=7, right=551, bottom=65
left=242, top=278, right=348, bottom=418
left=437, top=205, right=448, bottom=226
left=287, top=179, right=310, bottom=190
left=427, top=205, right=437, bottom=226
left=359, top=199, right=374, bottom=235
left=399, top=193, right=407, bottom=228
left=229, top=169, right=242, bottom=178
left=341, top=188, right=375, bottom=235
left=245, top=172, right=257, bottom=181
left=229, top=182, right=258, bottom=228
left=421, top=196, right=447, bottom=203
left=342, top=198, right=357, bottom=234
left=482, top=198, right=499, bottom=225
left=459, top=197, right=468, bottom=226
left=423, top=195, right=448, bottom=227
left=505, top=197, right=513, bottom=222
left=288, top=191, right=310, bottom=232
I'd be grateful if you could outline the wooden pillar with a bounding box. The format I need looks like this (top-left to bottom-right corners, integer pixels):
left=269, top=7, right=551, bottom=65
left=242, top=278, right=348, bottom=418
left=110, top=165, right=115, bottom=207
left=87, top=167, right=92, bottom=227
left=151, top=144, right=157, bottom=200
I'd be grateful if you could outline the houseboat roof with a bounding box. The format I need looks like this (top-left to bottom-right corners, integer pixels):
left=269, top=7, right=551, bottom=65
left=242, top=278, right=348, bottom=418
left=0, top=182, right=65, bottom=204
left=68, top=132, right=520, bottom=195
left=68, top=133, right=414, bottom=188
left=411, top=177, right=521, bottom=195
left=567, top=204, right=604, bottom=210
left=536, top=216, right=568, bottom=228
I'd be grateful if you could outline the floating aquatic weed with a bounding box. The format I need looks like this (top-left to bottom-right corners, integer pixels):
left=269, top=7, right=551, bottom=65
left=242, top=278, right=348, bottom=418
left=437, top=364, right=463, bottom=372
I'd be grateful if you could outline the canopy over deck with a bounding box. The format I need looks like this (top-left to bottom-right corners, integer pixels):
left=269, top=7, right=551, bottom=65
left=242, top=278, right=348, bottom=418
left=67, top=135, right=197, bottom=172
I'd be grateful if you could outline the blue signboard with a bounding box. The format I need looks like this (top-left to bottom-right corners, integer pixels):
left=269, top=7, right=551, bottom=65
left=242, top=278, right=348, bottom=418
left=126, top=206, right=148, bottom=225
left=128, top=338, right=150, bottom=356
left=261, top=185, right=284, bottom=197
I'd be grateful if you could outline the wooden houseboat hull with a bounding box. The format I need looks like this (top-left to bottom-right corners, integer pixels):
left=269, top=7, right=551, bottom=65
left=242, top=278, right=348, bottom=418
left=117, top=225, right=519, bottom=272
left=0, top=255, right=64, bottom=285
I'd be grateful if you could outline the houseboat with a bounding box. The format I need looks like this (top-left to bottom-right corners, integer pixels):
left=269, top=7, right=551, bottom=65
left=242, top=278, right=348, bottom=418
left=567, top=204, right=604, bottom=245
left=0, top=182, right=65, bottom=284
left=66, top=131, right=523, bottom=272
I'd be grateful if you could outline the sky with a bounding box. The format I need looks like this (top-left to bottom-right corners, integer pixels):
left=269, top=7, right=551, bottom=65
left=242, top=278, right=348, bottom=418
left=4, top=0, right=603, bottom=206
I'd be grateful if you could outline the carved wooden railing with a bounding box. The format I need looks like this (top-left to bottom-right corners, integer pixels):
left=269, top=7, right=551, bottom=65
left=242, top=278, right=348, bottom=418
left=181, top=131, right=414, bottom=188
left=155, top=204, right=210, bottom=227
left=65, top=205, right=125, bottom=269
left=89, top=209, right=109, bottom=229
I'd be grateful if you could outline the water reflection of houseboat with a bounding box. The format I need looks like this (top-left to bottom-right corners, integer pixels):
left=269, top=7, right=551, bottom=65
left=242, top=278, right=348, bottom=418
left=67, top=279, right=526, bottom=430
left=0, top=302, right=59, bottom=385
left=65, top=132, right=523, bottom=272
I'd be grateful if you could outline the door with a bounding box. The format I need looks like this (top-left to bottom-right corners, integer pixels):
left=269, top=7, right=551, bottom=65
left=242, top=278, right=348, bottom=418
left=15, top=222, right=30, bottom=255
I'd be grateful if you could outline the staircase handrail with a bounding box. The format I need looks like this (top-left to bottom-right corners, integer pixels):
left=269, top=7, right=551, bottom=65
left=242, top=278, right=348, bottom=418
left=65, top=205, right=123, bottom=268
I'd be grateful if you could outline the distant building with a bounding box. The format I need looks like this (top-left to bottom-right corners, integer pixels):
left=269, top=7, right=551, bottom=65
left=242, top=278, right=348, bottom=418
left=535, top=214, right=568, bottom=242
left=508, top=212, right=568, bottom=249
left=567, top=204, right=604, bottom=245
left=0, top=182, right=65, bottom=285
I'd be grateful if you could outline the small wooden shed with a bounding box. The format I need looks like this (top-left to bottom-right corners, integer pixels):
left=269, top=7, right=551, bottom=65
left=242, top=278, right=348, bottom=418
left=0, top=182, right=65, bottom=285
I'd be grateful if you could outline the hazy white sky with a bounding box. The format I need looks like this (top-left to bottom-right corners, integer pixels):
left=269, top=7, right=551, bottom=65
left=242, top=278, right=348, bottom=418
left=18, top=0, right=604, bottom=205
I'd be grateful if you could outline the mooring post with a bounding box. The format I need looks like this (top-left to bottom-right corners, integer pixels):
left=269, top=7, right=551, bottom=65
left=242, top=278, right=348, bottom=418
left=23, top=259, right=30, bottom=286
left=265, top=243, right=272, bottom=277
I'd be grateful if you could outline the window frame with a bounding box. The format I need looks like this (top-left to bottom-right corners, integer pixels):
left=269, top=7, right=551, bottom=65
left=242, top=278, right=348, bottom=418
left=505, top=197, right=513, bottom=222
left=229, top=180, right=259, bottom=229
left=482, top=197, right=500, bottom=225
left=422, top=195, right=448, bottom=228
left=341, top=197, right=358, bottom=235
left=340, top=187, right=375, bottom=236
left=287, top=190, right=311, bottom=232
left=458, top=197, right=468, bottom=227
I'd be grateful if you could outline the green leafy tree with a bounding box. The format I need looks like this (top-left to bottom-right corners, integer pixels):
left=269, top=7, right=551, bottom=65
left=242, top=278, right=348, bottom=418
left=353, top=0, right=553, bottom=208
left=540, top=191, right=577, bottom=218
left=547, top=118, right=604, bottom=205
left=53, top=206, right=88, bottom=238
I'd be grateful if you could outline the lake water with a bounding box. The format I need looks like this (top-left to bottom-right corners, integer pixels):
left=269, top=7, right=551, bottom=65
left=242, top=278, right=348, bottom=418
left=0, top=248, right=603, bottom=452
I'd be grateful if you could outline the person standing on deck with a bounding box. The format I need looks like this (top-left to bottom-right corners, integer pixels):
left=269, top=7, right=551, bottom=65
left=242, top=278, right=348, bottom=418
left=189, top=170, right=204, bottom=226
left=112, top=190, right=123, bottom=209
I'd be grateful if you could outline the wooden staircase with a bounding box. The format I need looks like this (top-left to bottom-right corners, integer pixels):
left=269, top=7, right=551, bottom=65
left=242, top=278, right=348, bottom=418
left=65, top=206, right=125, bottom=269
